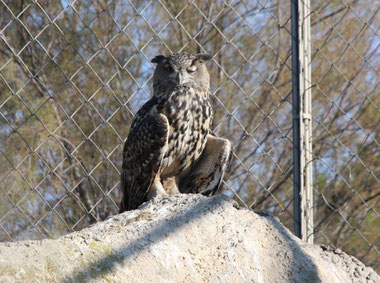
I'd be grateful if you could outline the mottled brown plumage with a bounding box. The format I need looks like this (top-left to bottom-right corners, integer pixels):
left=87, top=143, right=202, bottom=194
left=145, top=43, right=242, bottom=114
left=119, top=52, right=232, bottom=212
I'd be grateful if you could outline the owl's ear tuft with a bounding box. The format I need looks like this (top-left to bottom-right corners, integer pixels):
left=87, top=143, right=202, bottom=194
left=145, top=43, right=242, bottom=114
left=194, top=54, right=213, bottom=64
left=151, top=55, right=166, bottom=63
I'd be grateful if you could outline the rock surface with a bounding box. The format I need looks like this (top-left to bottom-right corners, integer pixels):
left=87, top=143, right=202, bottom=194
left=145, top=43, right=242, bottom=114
left=0, top=194, right=378, bottom=282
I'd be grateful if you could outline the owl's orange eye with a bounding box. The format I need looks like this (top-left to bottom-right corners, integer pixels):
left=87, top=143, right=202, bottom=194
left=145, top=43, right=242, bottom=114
left=165, top=66, right=173, bottom=73
left=187, top=66, right=196, bottom=73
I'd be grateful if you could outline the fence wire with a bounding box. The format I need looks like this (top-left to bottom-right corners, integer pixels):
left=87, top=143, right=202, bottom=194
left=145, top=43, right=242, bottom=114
left=309, top=0, right=380, bottom=272
left=0, top=0, right=378, bottom=273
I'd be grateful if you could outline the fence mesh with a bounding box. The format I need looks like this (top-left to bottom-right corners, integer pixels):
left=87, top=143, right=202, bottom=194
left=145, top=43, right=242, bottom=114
left=0, top=0, right=378, bottom=273
left=309, top=0, right=380, bottom=272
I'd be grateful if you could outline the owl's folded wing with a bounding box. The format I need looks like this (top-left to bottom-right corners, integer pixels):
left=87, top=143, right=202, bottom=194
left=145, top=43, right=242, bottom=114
left=119, top=113, right=169, bottom=212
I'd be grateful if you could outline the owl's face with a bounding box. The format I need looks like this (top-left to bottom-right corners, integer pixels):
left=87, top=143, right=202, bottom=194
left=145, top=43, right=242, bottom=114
left=151, top=52, right=212, bottom=90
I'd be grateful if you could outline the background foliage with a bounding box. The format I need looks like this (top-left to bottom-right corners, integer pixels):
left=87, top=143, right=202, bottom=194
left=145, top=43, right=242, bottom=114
left=0, top=0, right=379, bottom=272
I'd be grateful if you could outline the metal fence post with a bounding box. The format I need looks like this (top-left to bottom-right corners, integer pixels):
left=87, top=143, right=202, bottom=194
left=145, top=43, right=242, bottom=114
left=300, top=0, right=313, bottom=245
left=291, top=0, right=313, bottom=244
left=291, top=0, right=302, bottom=240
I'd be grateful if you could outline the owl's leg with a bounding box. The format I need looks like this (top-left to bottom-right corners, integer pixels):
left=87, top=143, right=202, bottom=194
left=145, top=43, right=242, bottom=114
left=146, top=175, right=168, bottom=201
left=179, top=135, right=232, bottom=195
left=162, top=176, right=180, bottom=195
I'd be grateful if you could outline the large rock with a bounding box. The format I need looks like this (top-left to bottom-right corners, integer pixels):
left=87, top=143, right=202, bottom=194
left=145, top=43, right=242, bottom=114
left=0, top=194, right=378, bottom=282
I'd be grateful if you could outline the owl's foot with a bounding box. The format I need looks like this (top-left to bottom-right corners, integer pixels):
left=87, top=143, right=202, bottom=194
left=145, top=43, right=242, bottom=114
left=146, top=178, right=168, bottom=201
left=161, top=176, right=180, bottom=195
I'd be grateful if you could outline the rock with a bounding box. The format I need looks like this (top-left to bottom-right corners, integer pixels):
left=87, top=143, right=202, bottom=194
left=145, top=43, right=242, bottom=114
left=0, top=194, right=378, bottom=282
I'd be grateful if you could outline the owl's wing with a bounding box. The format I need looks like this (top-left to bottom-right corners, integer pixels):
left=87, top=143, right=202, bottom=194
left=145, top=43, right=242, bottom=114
left=119, top=112, right=169, bottom=212
left=178, top=135, right=232, bottom=196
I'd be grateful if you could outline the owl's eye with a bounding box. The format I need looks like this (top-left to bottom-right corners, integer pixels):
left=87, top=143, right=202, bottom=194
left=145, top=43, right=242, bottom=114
left=165, top=66, right=174, bottom=73
left=187, top=66, right=196, bottom=73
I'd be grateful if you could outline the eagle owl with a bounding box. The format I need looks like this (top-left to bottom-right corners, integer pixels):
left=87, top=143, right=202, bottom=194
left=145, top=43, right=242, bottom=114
left=119, top=52, right=232, bottom=212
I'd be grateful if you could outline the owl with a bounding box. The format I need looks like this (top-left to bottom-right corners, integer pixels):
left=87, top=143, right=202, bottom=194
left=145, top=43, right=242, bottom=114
left=119, top=52, right=232, bottom=212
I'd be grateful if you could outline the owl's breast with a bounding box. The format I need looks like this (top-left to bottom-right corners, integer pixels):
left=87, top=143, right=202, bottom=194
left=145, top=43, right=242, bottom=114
left=159, top=87, right=212, bottom=178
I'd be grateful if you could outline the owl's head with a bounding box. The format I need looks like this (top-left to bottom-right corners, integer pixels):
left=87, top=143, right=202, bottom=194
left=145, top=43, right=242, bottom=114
left=151, top=52, right=212, bottom=90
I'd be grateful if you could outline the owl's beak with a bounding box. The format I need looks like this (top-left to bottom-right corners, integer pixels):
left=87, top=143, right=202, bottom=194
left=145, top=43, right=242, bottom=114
left=175, top=73, right=182, bottom=84
left=175, top=72, right=190, bottom=85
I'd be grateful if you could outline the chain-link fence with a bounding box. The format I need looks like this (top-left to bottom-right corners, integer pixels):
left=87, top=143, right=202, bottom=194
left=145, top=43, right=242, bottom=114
left=0, top=0, right=379, bottom=273
left=309, top=0, right=379, bottom=272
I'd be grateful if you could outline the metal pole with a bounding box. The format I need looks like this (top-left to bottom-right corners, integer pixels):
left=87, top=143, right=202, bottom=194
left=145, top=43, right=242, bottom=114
left=300, top=0, right=314, bottom=244
left=291, top=0, right=313, bottom=243
left=291, top=0, right=301, bottom=239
